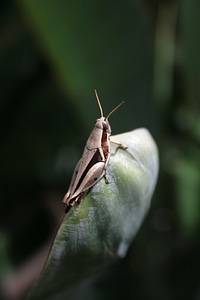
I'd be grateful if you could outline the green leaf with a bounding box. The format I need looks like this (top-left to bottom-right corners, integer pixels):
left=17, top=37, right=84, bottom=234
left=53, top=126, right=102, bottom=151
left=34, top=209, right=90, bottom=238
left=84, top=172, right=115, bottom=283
left=180, top=0, right=200, bottom=101
left=28, top=128, right=159, bottom=300
left=16, top=0, right=153, bottom=132
left=175, top=156, right=200, bottom=236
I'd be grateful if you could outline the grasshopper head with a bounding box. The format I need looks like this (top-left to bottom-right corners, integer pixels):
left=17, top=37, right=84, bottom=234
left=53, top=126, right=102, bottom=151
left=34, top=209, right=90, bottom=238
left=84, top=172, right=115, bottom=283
left=94, top=89, right=124, bottom=136
left=95, top=117, right=111, bottom=134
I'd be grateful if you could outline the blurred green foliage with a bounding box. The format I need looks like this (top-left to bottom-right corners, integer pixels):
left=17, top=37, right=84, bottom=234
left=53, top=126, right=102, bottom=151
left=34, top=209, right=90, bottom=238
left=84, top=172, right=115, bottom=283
left=0, top=232, right=12, bottom=280
left=0, top=0, right=200, bottom=299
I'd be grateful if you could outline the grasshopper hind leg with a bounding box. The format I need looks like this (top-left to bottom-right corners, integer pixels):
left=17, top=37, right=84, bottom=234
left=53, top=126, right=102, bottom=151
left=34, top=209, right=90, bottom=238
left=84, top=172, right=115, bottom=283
left=103, top=169, right=110, bottom=184
left=65, top=191, right=88, bottom=214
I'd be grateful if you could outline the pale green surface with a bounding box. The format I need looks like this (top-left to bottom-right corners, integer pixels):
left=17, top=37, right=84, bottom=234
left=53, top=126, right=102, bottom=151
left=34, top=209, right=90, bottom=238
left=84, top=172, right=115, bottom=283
left=28, top=128, right=159, bottom=300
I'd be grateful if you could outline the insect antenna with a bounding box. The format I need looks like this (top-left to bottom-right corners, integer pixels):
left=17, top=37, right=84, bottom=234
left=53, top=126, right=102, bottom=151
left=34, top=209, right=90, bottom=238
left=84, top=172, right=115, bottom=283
left=94, top=90, right=103, bottom=118
left=106, top=101, right=125, bottom=120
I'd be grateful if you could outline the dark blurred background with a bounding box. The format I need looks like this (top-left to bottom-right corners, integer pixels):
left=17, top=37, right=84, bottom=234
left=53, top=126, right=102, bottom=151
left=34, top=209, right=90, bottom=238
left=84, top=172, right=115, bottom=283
left=0, top=0, right=200, bottom=299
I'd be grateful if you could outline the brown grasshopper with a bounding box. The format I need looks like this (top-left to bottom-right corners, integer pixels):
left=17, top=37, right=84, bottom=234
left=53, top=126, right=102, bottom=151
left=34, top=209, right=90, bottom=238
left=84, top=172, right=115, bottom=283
left=63, top=90, right=127, bottom=213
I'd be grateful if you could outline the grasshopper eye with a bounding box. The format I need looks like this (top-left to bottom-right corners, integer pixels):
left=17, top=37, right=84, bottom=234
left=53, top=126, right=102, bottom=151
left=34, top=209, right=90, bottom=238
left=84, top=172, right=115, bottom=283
left=102, top=121, right=110, bottom=132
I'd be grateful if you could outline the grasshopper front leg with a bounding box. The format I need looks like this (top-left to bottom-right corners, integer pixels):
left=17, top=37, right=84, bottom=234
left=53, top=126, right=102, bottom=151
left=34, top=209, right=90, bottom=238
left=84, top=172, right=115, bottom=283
left=110, top=138, right=128, bottom=150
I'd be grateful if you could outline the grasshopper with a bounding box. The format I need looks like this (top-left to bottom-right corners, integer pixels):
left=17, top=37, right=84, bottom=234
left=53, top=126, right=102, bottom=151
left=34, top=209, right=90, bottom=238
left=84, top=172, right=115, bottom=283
left=63, top=90, right=127, bottom=212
